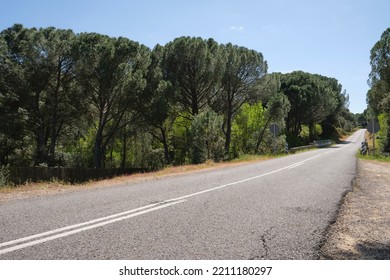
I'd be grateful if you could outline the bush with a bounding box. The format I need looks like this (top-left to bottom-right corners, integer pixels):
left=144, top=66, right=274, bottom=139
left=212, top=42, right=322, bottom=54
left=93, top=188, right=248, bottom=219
left=231, top=102, right=266, bottom=155
left=0, top=165, right=10, bottom=187
left=190, top=110, right=225, bottom=164
left=171, top=114, right=192, bottom=165
left=286, top=133, right=305, bottom=148
left=378, top=113, right=389, bottom=153
left=145, top=148, right=166, bottom=171
left=257, top=133, right=288, bottom=154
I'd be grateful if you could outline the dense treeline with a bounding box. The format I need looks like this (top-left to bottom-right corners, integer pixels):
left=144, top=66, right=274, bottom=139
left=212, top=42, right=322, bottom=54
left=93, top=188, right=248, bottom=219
left=0, top=24, right=356, bottom=170
left=367, top=28, right=390, bottom=153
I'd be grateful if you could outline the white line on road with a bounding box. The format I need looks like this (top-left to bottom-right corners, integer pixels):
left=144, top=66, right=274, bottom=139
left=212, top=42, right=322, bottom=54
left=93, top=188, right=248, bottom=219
left=155, top=154, right=322, bottom=202
left=288, top=162, right=304, bottom=169
left=0, top=199, right=186, bottom=255
left=0, top=152, right=327, bottom=256
left=0, top=201, right=165, bottom=249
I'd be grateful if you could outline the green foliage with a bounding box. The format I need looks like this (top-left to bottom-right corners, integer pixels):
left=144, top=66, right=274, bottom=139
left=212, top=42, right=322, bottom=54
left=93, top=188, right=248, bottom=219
left=215, top=43, right=268, bottom=155
left=299, top=125, right=310, bottom=140
left=315, top=124, right=323, bottom=136
left=231, top=102, right=266, bottom=156
left=266, top=92, right=291, bottom=122
left=368, top=28, right=390, bottom=152
left=299, top=124, right=322, bottom=142
left=144, top=149, right=166, bottom=171
left=0, top=25, right=81, bottom=166
left=74, top=33, right=151, bottom=167
left=355, top=112, right=368, bottom=127
left=138, top=45, right=175, bottom=164
left=190, top=110, right=225, bottom=164
left=171, top=114, right=192, bottom=165
left=286, top=133, right=305, bottom=148
left=58, top=128, right=92, bottom=168
left=253, top=92, right=290, bottom=153
left=338, top=110, right=357, bottom=134
left=280, top=71, right=350, bottom=143
left=378, top=113, right=389, bottom=153
left=321, top=89, right=357, bottom=139
left=257, top=134, right=288, bottom=155
left=0, top=23, right=358, bottom=179
left=357, top=151, right=390, bottom=162
left=0, top=165, right=10, bottom=187
left=162, top=37, right=222, bottom=116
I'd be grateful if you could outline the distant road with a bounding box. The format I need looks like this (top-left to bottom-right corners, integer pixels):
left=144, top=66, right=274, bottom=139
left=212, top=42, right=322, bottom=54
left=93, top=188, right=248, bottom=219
left=0, top=130, right=365, bottom=259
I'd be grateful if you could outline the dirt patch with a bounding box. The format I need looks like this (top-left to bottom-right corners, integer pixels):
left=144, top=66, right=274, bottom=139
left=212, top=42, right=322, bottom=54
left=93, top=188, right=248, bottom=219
left=321, top=159, right=390, bottom=259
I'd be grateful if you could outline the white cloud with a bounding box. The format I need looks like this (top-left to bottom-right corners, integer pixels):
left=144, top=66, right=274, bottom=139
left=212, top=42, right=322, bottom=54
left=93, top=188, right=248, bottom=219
left=230, top=26, right=245, bottom=31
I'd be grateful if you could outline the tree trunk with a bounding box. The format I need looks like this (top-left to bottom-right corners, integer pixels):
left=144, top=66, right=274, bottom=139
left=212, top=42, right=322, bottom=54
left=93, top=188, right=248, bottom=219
left=93, top=128, right=104, bottom=168
left=308, top=122, right=315, bottom=142
left=35, top=126, right=47, bottom=165
left=255, top=118, right=271, bottom=153
left=385, top=118, right=390, bottom=153
left=191, top=89, right=199, bottom=116
left=160, top=127, right=171, bottom=164
left=224, top=112, right=232, bottom=157
left=120, top=132, right=127, bottom=169
left=48, top=60, right=62, bottom=166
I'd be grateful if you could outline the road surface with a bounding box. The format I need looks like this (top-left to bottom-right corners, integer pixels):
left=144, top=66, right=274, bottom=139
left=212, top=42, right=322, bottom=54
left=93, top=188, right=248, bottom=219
left=0, top=130, right=365, bottom=259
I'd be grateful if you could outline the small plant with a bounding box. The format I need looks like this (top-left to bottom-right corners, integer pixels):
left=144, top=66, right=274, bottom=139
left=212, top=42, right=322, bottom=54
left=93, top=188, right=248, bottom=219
left=0, top=165, right=11, bottom=187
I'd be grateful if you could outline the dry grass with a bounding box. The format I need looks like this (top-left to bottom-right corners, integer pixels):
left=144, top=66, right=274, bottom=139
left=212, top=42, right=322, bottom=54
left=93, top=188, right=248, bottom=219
left=0, top=157, right=269, bottom=204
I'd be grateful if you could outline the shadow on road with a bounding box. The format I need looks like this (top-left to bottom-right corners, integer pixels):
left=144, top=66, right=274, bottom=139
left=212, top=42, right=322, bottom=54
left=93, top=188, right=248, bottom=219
left=323, top=241, right=390, bottom=260
left=337, top=140, right=352, bottom=145
left=355, top=241, right=390, bottom=260
left=323, top=140, right=352, bottom=148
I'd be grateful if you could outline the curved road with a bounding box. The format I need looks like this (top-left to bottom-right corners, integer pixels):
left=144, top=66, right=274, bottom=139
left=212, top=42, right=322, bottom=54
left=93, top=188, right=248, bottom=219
left=0, top=129, right=365, bottom=259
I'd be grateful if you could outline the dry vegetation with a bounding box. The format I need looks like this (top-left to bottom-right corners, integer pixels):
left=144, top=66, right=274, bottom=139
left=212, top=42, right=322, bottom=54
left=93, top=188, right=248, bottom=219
left=0, top=157, right=270, bottom=204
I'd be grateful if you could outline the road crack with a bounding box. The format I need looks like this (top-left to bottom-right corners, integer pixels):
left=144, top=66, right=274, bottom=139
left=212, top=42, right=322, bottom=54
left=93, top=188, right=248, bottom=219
left=250, top=227, right=276, bottom=260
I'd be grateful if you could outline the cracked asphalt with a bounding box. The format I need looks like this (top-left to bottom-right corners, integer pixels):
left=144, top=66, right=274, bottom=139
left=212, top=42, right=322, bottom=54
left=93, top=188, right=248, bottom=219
left=0, top=130, right=365, bottom=259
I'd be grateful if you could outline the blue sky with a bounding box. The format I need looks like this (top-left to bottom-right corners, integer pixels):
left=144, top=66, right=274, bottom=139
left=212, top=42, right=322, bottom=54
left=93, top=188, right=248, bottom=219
left=1, top=0, right=389, bottom=113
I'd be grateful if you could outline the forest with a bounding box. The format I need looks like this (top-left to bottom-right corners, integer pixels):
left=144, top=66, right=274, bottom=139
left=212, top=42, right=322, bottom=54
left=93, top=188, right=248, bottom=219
left=0, top=24, right=358, bottom=174
left=367, top=28, right=390, bottom=154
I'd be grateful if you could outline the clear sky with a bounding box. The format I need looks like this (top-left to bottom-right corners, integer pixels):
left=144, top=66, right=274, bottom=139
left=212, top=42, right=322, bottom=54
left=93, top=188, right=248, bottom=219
left=1, top=0, right=389, bottom=113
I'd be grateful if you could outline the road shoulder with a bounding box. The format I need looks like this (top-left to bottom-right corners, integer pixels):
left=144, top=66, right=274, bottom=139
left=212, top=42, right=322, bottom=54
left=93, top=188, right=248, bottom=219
left=321, top=159, right=390, bottom=259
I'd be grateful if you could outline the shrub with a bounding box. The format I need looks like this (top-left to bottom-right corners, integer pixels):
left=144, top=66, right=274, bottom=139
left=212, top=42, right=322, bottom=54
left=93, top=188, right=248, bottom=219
left=145, top=148, right=166, bottom=171
left=190, top=110, right=225, bottom=164
left=0, top=165, right=10, bottom=187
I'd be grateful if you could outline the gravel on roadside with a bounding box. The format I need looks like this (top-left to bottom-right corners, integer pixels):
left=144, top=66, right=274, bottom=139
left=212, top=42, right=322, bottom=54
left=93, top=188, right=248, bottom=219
left=321, top=159, right=390, bottom=259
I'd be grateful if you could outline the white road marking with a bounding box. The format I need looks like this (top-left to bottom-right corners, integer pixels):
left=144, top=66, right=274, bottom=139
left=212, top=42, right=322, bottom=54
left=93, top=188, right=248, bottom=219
left=0, top=201, right=164, bottom=249
left=0, top=199, right=186, bottom=255
left=157, top=154, right=322, bottom=202
left=0, top=151, right=330, bottom=255
left=288, top=162, right=304, bottom=169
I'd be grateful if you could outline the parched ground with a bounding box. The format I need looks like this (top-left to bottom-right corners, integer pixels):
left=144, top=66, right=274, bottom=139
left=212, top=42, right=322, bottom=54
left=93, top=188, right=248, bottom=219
left=321, top=159, right=390, bottom=259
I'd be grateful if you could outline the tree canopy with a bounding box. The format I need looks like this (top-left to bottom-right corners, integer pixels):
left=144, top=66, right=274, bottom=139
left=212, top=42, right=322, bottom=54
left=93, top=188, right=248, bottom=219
left=162, top=37, right=222, bottom=116
left=216, top=43, right=268, bottom=154
left=367, top=28, right=390, bottom=152
left=280, top=71, right=340, bottom=141
left=0, top=24, right=357, bottom=171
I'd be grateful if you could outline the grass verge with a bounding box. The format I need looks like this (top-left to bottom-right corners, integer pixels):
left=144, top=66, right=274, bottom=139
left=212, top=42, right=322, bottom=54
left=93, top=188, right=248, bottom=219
left=357, top=130, right=390, bottom=162
left=357, top=152, right=390, bottom=162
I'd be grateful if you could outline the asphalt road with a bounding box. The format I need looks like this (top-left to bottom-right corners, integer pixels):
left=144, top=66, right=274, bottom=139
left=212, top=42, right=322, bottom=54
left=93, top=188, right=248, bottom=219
left=0, top=129, right=365, bottom=260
